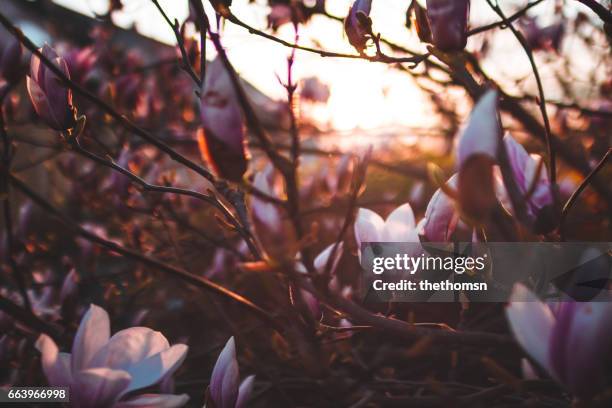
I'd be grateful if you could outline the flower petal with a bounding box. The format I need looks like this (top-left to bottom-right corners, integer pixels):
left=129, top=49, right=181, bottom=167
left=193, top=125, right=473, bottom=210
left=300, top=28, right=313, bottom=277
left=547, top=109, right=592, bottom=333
left=456, top=89, right=500, bottom=169
left=505, top=284, right=555, bottom=376
left=123, top=344, right=188, bottom=394
left=236, top=375, right=255, bottom=408
left=90, top=327, right=170, bottom=372
left=35, top=334, right=72, bottom=387
left=72, top=304, right=110, bottom=373
left=383, top=203, right=418, bottom=242
left=210, top=337, right=239, bottom=408
left=354, top=208, right=384, bottom=247
left=564, top=302, right=612, bottom=397
left=73, top=367, right=131, bottom=408
left=313, top=243, right=344, bottom=274
left=115, top=393, right=189, bottom=408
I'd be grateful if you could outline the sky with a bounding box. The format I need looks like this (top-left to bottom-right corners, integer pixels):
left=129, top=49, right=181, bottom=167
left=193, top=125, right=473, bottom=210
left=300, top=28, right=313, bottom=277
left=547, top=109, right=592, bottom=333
left=47, top=0, right=596, bottom=142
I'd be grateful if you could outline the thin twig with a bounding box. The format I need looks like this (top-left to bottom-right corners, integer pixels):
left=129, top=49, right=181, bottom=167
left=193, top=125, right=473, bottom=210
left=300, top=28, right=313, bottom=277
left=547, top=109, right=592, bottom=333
left=9, top=173, right=283, bottom=333
left=487, top=1, right=558, bottom=197
left=559, top=148, right=611, bottom=240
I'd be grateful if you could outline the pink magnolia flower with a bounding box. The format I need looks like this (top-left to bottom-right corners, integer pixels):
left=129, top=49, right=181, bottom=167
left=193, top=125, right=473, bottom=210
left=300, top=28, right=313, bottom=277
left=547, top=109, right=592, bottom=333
left=344, top=0, right=373, bottom=54
left=296, top=243, right=344, bottom=318
left=354, top=204, right=421, bottom=261
left=199, top=58, right=248, bottom=182
left=26, top=44, right=76, bottom=131
left=422, top=174, right=460, bottom=242
left=0, top=32, right=22, bottom=83
left=506, top=284, right=612, bottom=399
left=207, top=337, right=255, bottom=408
left=456, top=89, right=500, bottom=169
left=64, top=46, right=97, bottom=85
left=251, top=165, right=296, bottom=263
left=456, top=89, right=501, bottom=221
left=36, top=304, right=189, bottom=408
left=355, top=204, right=419, bottom=245
left=425, top=0, right=470, bottom=52
left=502, top=133, right=555, bottom=232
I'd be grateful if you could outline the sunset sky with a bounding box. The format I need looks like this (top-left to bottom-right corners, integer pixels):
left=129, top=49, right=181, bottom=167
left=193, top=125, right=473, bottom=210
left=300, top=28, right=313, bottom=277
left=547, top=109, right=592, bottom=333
left=48, top=0, right=599, bottom=136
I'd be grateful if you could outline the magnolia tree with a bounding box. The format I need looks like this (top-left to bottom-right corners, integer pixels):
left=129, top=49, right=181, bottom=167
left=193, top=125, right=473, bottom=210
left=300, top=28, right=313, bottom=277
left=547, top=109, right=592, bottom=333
left=0, top=0, right=611, bottom=407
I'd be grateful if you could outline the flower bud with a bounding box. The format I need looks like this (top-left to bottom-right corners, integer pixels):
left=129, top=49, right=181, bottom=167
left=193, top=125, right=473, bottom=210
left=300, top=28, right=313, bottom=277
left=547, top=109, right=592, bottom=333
left=503, top=133, right=555, bottom=232
left=26, top=45, right=76, bottom=131
left=199, top=58, right=248, bottom=182
left=426, top=0, right=470, bottom=52
left=344, top=0, right=373, bottom=54
left=456, top=89, right=500, bottom=222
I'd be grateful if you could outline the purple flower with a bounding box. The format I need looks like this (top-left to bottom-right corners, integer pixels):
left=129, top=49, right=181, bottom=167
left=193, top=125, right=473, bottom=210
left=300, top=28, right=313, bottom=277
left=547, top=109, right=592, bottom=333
left=36, top=304, right=189, bottom=407
left=506, top=284, right=612, bottom=399
left=344, top=0, right=373, bottom=54
left=199, top=58, right=248, bottom=182
left=502, top=133, right=554, bottom=231
left=425, top=0, right=470, bottom=52
left=0, top=33, right=22, bottom=83
left=207, top=337, right=255, bottom=408
left=26, top=44, right=76, bottom=131
left=422, top=174, right=459, bottom=242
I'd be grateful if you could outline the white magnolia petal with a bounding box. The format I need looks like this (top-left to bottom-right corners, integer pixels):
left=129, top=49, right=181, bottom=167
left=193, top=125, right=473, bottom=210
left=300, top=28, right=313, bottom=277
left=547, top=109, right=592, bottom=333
left=354, top=208, right=384, bottom=247
left=90, top=327, right=169, bottom=371
left=124, top=344, right=189, bottom=394
left=457, top=89, right=500, bottom=168
left=383, top=203, right=418, bottom=242
left=73, top=367, right=131, bottom=408
left=313, top=243, right=344, bottom=274
left=72, top=304, right=110, bottom=372
left=35, top=334, right=72, bottom=387
left=505, top=284, right=555, bottom=375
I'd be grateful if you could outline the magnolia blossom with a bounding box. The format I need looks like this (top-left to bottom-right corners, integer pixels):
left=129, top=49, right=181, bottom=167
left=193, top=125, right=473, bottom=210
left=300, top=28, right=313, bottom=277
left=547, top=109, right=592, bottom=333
left=422, top=174, right=459, bottom=242
left=0, top=32, right=22, bottom=83
left=36, top=304, right=189, bottom=408
left=344, top=0, right=373, bottom=53
left=296, top=243, right=344, bottom=318
left=27, top=44, right=76, bottom=131
left=425, top=0, right=470, bottom=52
left=206, top=337, right=254, bottom=408
left=251, top=165, right=296, bottom=263
left=456, top=89, right=501, bottom=222
left=502, top=133, right=555, bottom=232
left=199, top=58, right=248, bottom=182
left=506, top=284, right=612, bottom=399
left=354, top=204, right=421, bottom=261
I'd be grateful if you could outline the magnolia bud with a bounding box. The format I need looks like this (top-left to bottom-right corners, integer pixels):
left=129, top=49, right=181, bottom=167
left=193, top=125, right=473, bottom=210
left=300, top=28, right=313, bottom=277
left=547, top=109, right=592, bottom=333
left=26, top=45, right=76, bottom=131
left=456, top=89, right=500, bottom=222
left=344, top=0, right=373, bottom=53
left=426, top=0, right=470, bottom=52
left=199, top=58, right=248, bottom=182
